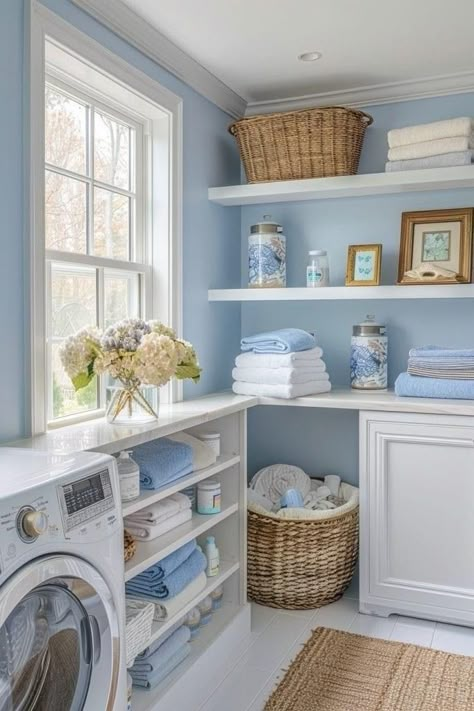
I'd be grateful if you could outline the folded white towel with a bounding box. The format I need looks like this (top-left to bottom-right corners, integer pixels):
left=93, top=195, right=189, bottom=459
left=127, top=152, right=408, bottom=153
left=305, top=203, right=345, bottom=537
left=235, top=347, right=323, bottom=369
left=385, top=150, right=474, bottom=172
left=388, top=117, right=474, bottom=148
left=170, top=431, right=217, bottom=470
left=232, top=366, right=329, bottom=385
left=125, top=507, right=192, bottom=541
left=388, top=136, right=474, bottom=162
left=232, top=380, right=331, bottom=399
left=125, top=493, right=190, bottom=524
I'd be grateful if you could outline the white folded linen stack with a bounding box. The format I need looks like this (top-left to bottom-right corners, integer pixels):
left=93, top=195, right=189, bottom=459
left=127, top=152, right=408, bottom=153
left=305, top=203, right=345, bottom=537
left=124, top=492, right=192, bottom=541
left=385, top=117, right=474, bottom=172
left=232, top=347, right=331, bottom=399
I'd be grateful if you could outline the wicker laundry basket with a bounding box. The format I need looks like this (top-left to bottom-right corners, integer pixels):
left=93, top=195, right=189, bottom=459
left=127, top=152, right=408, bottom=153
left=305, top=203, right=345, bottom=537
left=229, top=106, right=373, bottom=183
left=247, top=499, right=359, bottom=609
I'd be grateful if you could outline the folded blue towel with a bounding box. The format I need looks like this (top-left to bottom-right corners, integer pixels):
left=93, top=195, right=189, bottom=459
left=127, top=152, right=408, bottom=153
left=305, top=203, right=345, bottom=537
left=131, top=644, right=190, bottom=689
left=131, top=541, right=197, bottom=586
left=130, top=625, right=191, bottom=673
left=240, top=328, right=316, bottom=354
left=126, top=548, right=207, bottom=600
left=395, top=372, right=474, bottom=400
left=132, top=437, right=193, bottom=490
left=409, top=346, right=474, bottom=359
left=136, top=619, right=183, bottom=660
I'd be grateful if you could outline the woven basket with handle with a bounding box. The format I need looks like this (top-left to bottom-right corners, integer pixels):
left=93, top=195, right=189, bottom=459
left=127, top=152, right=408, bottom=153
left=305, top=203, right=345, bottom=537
left=229, top=106, right=373, bottom=183
left=247, top=504, right=359, bottom=609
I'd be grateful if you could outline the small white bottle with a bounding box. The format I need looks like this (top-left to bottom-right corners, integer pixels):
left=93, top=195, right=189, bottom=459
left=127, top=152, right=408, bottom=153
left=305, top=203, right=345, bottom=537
left=306, top=250, right=329, bottom=287
left=116, top=451, right=140, bottom=502
left=205, top=536, right=220, bottom=577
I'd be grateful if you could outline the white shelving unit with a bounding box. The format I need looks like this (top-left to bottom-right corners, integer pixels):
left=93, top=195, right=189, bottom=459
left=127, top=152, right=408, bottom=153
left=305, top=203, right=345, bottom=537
left=208, top=284, right=474, bottom=302
left=208, top=165, right=474, bottom=206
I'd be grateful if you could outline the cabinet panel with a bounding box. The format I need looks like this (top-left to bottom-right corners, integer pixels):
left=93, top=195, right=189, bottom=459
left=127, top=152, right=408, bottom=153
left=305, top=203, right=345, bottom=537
left=360, top=411, right=474, bottom=625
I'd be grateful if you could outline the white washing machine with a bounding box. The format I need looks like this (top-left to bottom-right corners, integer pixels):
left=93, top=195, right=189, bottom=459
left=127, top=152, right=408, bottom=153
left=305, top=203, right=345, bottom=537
left=0, top=448, right=127, bottom=711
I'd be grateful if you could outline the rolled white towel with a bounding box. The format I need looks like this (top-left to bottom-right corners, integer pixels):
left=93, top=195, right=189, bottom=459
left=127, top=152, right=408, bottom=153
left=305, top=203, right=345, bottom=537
left=388, top=135, right=474, bottom=162
left=250, top=463, right=311, bottom=504
left=325, top=474, right=341, bottom=497
left=232, top=366, right=329, bottom=385
left=388, top=117, right=474, bottom=148
left=232, top=380, right=331, bottom=399
left=247, top=488, right=273, bottom=512
left=235, top=347, right=323, bottom=370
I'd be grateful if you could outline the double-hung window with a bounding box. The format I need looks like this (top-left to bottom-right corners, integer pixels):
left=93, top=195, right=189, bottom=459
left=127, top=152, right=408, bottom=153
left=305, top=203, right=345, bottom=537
left=45, top=78, right=149, bottom=424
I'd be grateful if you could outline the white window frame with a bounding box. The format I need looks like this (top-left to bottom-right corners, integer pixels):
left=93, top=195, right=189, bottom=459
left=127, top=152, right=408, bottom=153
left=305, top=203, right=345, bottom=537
left=27, top=1, right=183, bottom=435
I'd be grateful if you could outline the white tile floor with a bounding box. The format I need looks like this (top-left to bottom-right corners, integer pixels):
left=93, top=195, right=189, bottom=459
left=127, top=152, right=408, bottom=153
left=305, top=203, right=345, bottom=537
left=199, top=593, right=474, bottom=711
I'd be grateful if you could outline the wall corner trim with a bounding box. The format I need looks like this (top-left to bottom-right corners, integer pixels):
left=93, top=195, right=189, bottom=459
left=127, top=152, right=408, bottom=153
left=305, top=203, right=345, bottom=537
left=69, top=0, right=247, bottom=119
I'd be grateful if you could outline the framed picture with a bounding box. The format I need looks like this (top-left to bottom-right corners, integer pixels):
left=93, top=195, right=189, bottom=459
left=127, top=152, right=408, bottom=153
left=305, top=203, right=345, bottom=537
left=398, top=208, right=474, bottom=284
left=345, top=244, right=382, bottom=286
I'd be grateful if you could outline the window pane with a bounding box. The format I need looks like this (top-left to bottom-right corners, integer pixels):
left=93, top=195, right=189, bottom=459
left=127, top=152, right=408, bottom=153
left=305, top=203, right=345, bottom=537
left=45, top=170, right=87, bottom=253
left=50, top=264, right=98, bottom=419
left=104, top=272, right=140, bottom=327
left=94, top=112, right=131, bottom=190
left=45, top=85, right=87, bottom=175
left=93, top=188, right=130, bottom=260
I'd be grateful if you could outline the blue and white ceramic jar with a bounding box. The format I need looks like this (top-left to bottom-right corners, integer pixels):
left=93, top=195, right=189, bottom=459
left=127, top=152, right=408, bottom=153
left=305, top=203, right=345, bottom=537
left=248, top=216, right=286, bottom=288
left=351, top=315, right=388, bottom=390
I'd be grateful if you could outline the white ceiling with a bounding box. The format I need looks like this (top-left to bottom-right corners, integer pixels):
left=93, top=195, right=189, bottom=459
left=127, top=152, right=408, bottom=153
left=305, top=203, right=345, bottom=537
left=122, top=0, right=474, bottom=105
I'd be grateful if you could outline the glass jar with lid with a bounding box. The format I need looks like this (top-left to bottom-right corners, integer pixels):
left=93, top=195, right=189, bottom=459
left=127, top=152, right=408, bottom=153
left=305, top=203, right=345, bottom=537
left=306, top=250, right=329, bottom=287
left=248, top=216, right=286, bottom=288
left=350, top=315, right=388, bottom=390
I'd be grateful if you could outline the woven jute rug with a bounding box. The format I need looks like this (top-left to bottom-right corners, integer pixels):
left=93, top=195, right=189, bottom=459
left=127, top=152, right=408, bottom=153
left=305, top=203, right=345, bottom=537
left=264, top=627, right=474, bottom=711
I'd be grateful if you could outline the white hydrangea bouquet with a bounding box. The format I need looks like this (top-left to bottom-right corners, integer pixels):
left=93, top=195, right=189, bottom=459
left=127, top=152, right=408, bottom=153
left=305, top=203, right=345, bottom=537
left=60, top=319, right=201, bottom=424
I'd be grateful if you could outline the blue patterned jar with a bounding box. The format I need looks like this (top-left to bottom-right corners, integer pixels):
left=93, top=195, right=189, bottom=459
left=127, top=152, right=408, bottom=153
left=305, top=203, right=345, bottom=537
left=351, top=315, right=388, bottom=390
left=248, top=216, right=286, bottom=288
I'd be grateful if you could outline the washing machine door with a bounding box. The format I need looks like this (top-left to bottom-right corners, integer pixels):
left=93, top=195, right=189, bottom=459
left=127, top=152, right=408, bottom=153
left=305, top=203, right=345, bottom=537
left=0, top=555, right=121, bottom=711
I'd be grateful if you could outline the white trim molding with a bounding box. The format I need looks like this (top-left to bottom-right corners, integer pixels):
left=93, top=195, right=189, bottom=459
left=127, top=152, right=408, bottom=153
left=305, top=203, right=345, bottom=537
left=245, top=70, right=474, bottom=115
left=69, top=0, right=246, bottom=119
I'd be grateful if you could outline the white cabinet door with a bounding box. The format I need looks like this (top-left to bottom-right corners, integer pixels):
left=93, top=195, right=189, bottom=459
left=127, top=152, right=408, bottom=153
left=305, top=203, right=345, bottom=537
left=360, top=411, right=474, bottom=626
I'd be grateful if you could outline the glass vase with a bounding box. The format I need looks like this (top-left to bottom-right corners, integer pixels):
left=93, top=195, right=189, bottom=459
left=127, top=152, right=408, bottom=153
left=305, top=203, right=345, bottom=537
left=106, top=384, right=159, bottom=425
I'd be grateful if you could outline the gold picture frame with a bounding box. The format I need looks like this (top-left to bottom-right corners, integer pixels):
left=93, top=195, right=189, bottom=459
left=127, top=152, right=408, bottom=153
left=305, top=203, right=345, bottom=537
left=345, top=244, right=382, bottom=286
left=398, top=208, right=474, bottom=285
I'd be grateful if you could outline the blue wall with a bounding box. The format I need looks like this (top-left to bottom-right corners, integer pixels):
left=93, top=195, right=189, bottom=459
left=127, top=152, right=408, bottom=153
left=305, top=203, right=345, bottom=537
left=0, top=0, right=242, bottom=441
left=243, top=92, right=474, bottom=478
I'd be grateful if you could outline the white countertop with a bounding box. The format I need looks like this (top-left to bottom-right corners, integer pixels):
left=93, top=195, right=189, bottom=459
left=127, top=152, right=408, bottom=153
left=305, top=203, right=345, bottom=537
left=9, top=389, right=474, bottom=455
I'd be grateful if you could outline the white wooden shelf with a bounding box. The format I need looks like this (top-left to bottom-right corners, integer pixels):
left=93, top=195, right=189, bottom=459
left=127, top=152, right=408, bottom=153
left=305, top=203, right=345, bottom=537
left=208, top=165, right=474, bottom=206
left=131, top=602, right=249, bottom=711
left=209, top=284, right=474, bottom=301
left=124, top=503, right=238, bottom=581
left=122, top=454, right=240, bottom=517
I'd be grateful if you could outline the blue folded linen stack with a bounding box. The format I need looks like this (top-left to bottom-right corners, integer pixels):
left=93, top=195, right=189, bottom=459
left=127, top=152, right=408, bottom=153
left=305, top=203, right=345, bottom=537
left=396, top=346, right=474, bottom=399
left=240, top=328, right=316, bottom=354
left=129, top=625, right=191, bottom=689
left=125, top=540, right=207, bottom=600
left=132, top=437, right=193, bottom=490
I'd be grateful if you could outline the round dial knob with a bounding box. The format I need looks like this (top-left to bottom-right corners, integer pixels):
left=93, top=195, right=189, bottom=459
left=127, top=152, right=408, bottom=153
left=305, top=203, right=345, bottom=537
left=18, top=508, right=49, bottom=541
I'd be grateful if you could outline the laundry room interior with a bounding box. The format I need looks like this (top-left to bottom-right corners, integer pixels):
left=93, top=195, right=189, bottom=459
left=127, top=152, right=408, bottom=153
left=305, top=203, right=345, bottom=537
left=3, top=1, right=474, bottom=709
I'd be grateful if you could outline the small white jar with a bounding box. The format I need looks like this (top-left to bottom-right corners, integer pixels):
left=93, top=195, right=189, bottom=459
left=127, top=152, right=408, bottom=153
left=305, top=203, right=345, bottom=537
left=196, top=431, right=221, bottom=457
left=116, top=451, right=140, bottom=502
left=197, top=480, right=221, bottom=515
left=306, top=250, right=329, bottom=287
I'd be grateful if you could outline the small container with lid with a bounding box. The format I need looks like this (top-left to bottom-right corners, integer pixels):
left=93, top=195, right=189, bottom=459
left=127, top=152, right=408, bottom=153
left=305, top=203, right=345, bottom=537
left=196, top=431, right=221, bottom=457
left=306, top=250, right=329, bottom=287
left=248, top=216, right=286, bottom=288
left=116, top=451, right=140, bottom=502
left=351, top=315, right=388, bottom=390
left=197, top=479, right=221, bottom=514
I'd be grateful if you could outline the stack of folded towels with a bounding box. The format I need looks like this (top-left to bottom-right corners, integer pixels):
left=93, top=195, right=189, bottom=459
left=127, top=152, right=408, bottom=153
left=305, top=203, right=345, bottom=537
left=129, top=621, right=191, bottom=689
left=232, top=328, right=331, bottom=399
left=132, top=431, right=217, bottom=492
left=395, top=346, right=474, bottom=400
left=126, top=540, right=207, bottom=621
left=386, top=117, right=474, bottom=172
left=124, top=492, right=191, bottom=541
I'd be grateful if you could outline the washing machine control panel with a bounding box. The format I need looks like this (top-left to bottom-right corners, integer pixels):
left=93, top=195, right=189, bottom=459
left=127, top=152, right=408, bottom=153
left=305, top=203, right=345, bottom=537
left=59, top=468, right=115, bottom=532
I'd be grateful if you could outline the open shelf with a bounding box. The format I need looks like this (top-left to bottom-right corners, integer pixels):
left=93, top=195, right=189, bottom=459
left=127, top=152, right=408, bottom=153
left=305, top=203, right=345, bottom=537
left=125, top=503, right=239, bottom=581
left=208, top=165, right=474, bottom=206
left=209, top=284, right=474, bottom=301
left=131, top=602, right=247, bottom=711
left=122, top=454, right=240, bottom=517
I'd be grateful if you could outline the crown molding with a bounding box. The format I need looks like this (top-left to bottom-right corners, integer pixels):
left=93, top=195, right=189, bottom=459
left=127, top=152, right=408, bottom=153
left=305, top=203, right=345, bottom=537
left=69, top=0, right=246, bottom=119
left=245, top=70, right=474, bottom=115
